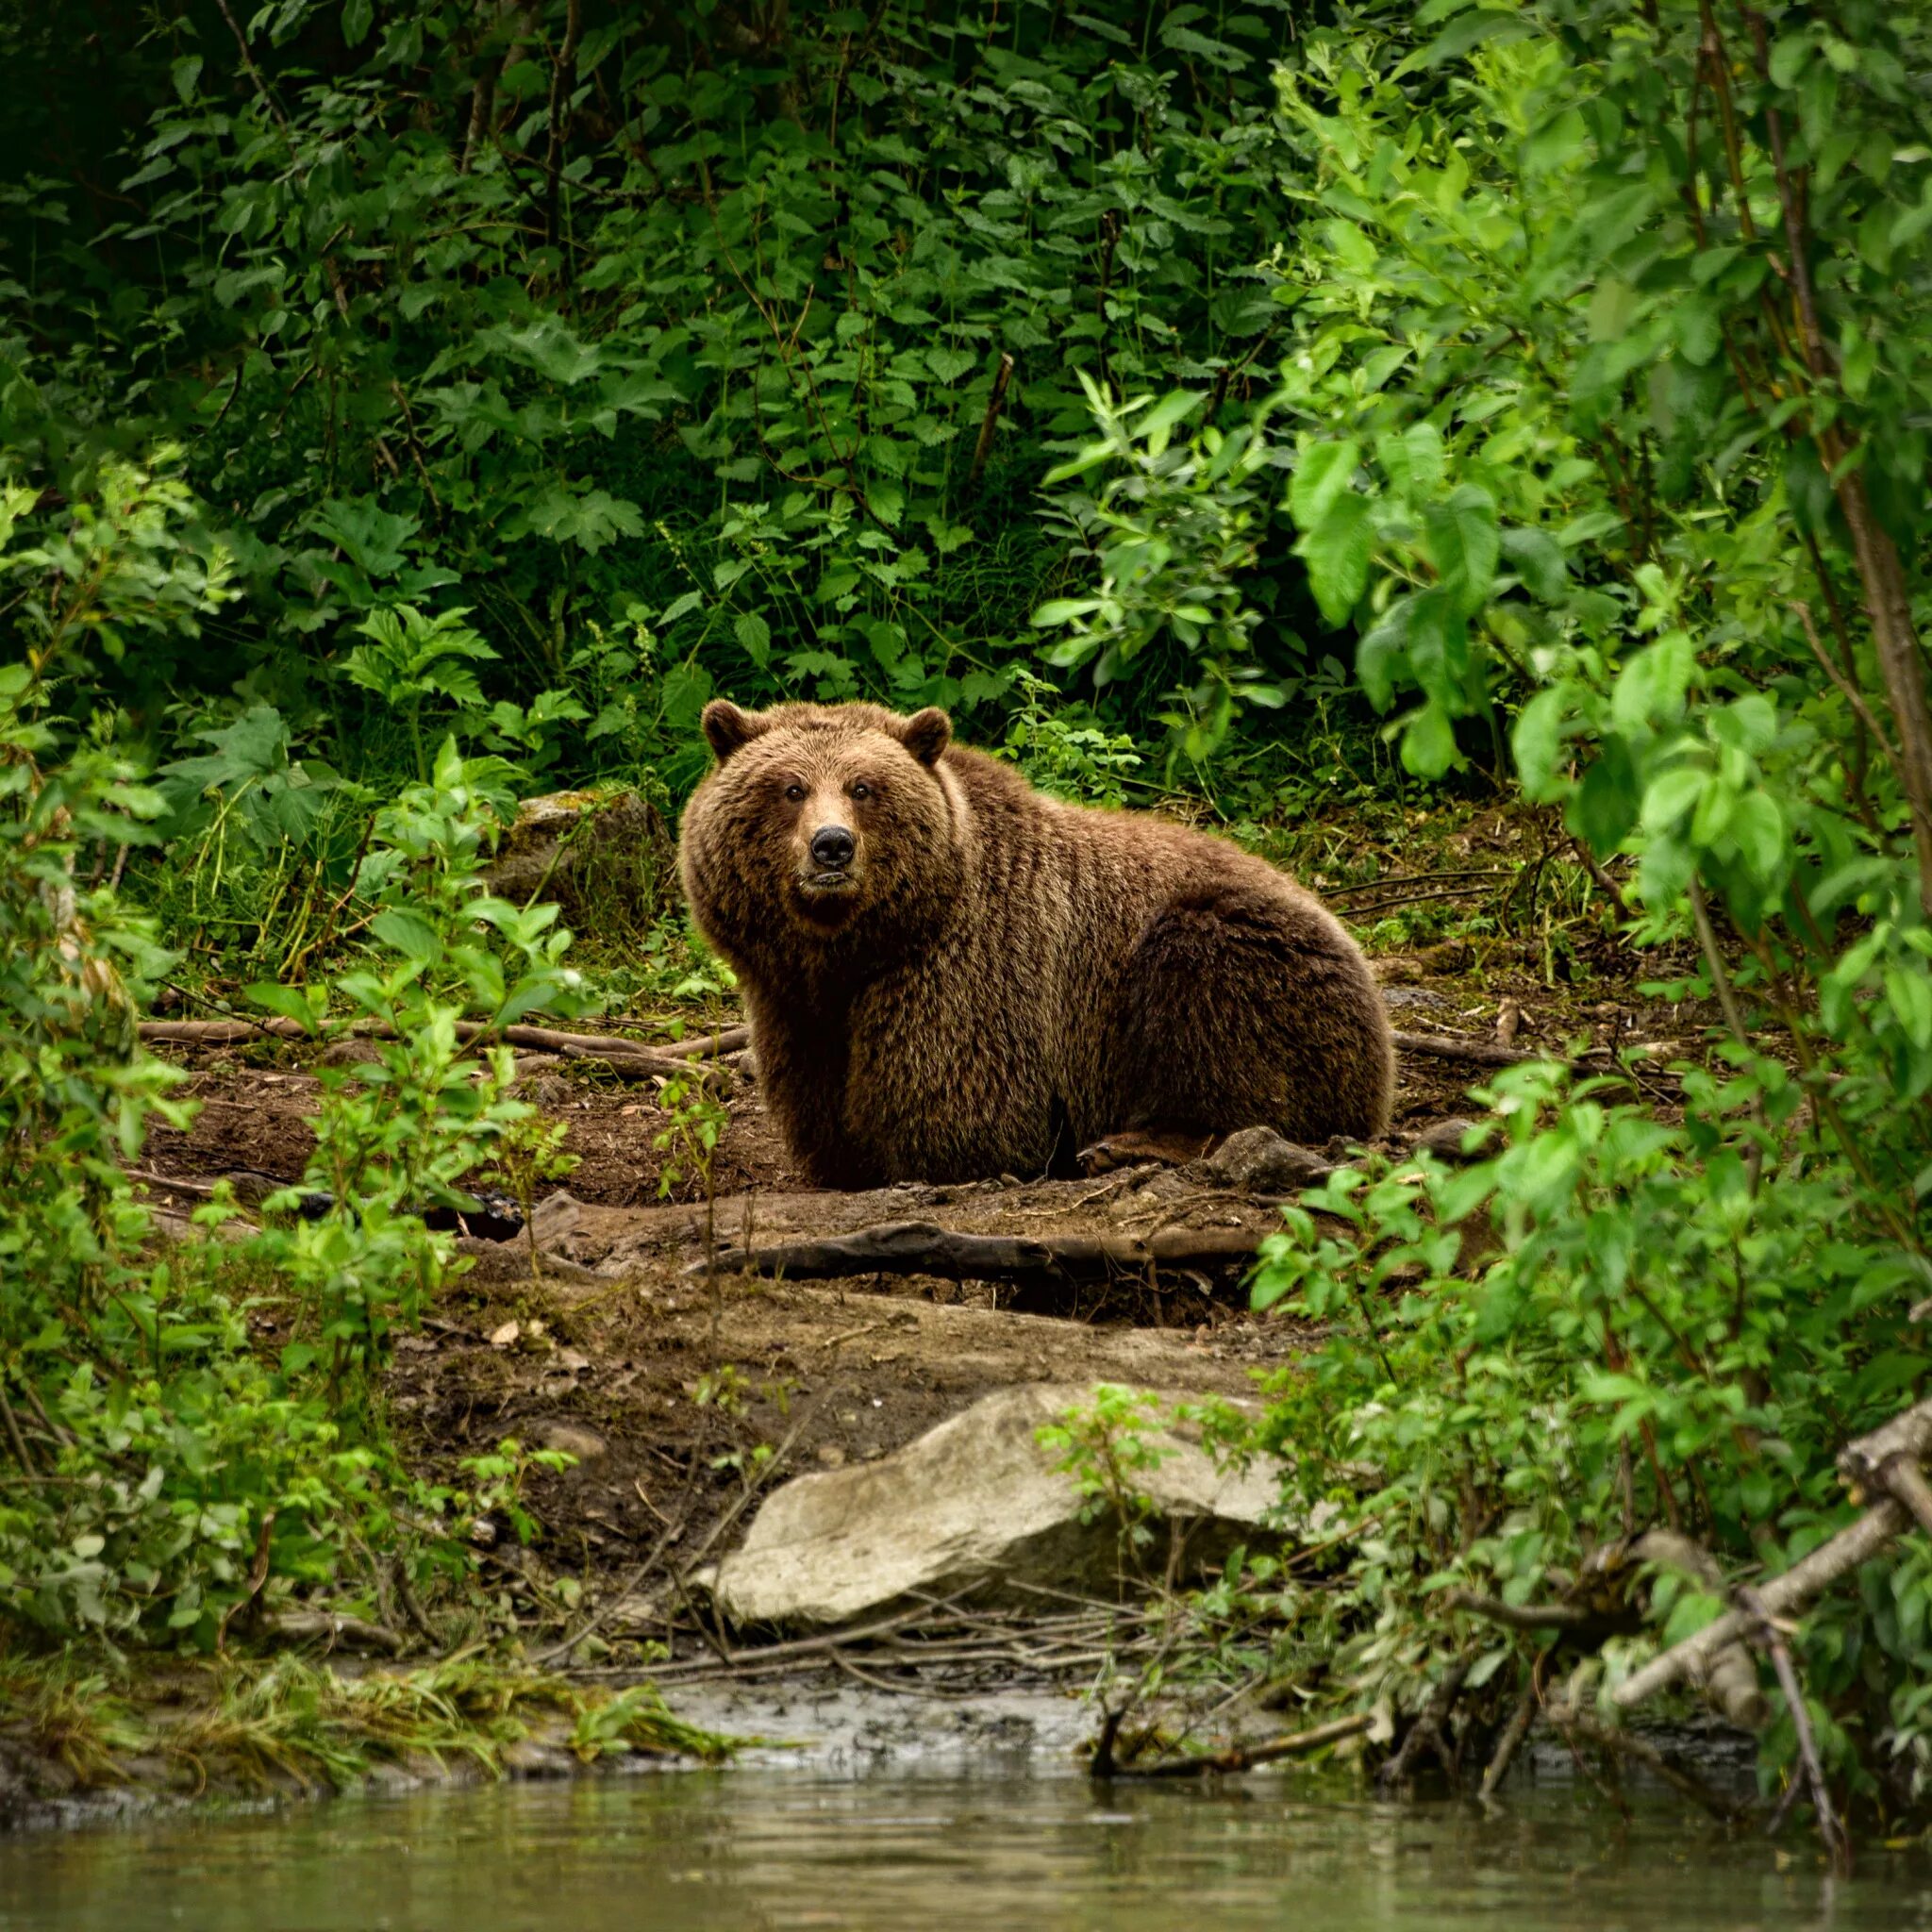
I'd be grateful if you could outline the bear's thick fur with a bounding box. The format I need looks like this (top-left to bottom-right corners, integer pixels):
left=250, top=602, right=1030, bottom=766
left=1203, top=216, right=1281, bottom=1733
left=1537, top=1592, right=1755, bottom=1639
left=678, top=699, right=1393, bottom=1189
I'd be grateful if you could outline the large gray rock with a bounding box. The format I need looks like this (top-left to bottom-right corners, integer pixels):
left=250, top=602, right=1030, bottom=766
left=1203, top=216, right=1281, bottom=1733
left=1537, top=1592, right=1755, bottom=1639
left=709, top=1384, right=1308, bottom=1630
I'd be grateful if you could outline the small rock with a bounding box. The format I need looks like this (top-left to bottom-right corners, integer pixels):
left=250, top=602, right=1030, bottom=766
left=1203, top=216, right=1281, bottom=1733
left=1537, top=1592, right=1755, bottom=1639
left=816, top=1442, right=847, bottom=1469
left=1204, top=1126, right=1337, bottom=1194
left=488, top=1320, right=521, bottom=1349
left=1379, top=985, right=1453, bottom=1012
left=320, top=1038, right=383, bottom=1066
left=530, top=1191, right=585, bottom=1242
left=533, top=1420, right=608, bottom=1464
left=502, top=1740, right=576, bottom=1779
left=1374, top=940, right=1474, bottom=985
left=1413, top=1116, right=1488, bottom=1162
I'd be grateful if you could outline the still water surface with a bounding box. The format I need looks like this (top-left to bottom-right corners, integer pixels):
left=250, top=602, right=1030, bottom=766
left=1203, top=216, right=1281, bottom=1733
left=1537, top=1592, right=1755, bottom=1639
left=4, top=1768, right=1932, bottom=1931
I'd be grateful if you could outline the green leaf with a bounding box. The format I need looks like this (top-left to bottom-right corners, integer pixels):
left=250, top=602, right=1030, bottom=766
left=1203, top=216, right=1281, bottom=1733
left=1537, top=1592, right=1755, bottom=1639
left=342, top=0, right=374, bottom=44
left=1570, top=737, right=1640, bottom=856
left=1137, top=390, right=1206, bottom=457
left=1424, top=486, right=1500, bottom=619
left=1512, top=687, right=1572, bottom=798
left=369, top=909, right=441, bottom=963
left=1499, top=527, right=1568, bottom=602
left=1641, top=766, right=1705, bottom=832
left=1296, top=493, right=1374, bottom=629
left=244, top=982, right=326, bottom=1034
left=1032, top=598, right=1102, bottom=626
left=1610, top=630, right=1694, bottom=730
left=1289, top=441, right=1361, bottom=534
left=1401, top=702, right=1459, bottom=777
left=1400, top=8, right=1533, bottom=73
left=1728, top=790, right=1785, bottom=879
left=732, top=612, right=773, bottom=668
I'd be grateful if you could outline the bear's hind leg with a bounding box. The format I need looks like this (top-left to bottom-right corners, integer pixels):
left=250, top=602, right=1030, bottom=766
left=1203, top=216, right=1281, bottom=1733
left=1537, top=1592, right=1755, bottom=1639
left=1105, top=880, right=1391, bottom=1147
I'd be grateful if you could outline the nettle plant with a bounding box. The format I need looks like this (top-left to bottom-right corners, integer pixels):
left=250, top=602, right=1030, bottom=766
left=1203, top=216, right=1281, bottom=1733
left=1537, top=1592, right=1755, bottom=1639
left=1033, top=375, right=1294, bottom=764
left=1233, top=1, right=1932, bottom=1807
left=250, top=737, right=587, bottom=1391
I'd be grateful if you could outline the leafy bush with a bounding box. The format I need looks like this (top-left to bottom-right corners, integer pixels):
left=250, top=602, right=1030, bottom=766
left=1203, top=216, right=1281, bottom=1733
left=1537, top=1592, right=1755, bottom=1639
left=1215, top=0, right=1932, bottom=1815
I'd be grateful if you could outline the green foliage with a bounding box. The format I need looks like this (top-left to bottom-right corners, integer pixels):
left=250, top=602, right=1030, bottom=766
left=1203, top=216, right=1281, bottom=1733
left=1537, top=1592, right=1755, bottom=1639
left=4, top=0, right=1932, bottom=1832
left=652, top=1070, right=728, bottom=1201
left=1033, top=375, right=1291, bottom=761
left=458, top=1439, right=577, bottom=1549
left=1223, top=0, right=1932, bottom=1818
left=1040, top=1386, right=1178, bottom=1558
left=1, top=1651, right=729, bottom=1796
left=994, top=669, right=1145, bottom=807
left=0, top=462, right=596, bottom=1645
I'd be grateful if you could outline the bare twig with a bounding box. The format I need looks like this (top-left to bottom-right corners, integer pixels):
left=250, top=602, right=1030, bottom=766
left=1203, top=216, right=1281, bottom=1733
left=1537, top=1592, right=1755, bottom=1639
left=965, top=353, right=1016, bottom=493
left=1477, top=1681, right=1539, bottom=1803
left=1740, top=1586, right=1847, bottom=1871
left=137, top=1015, right=740, bottom=1073
left=1441, top=1589, right=1601, bottom=1634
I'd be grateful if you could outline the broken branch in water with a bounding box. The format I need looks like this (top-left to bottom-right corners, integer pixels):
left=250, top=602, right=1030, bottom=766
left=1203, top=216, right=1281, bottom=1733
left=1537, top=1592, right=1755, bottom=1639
left=694, top=1218, right=1270, bottom=1286
left=1092, top=1710, right=1372, bottom=1780
left=1547, top=1707, right=1750, bottom=1823
left=1614, top=1501, right=1908, bottom=1712
left=1616, top=1397, right=1932, bottom=1712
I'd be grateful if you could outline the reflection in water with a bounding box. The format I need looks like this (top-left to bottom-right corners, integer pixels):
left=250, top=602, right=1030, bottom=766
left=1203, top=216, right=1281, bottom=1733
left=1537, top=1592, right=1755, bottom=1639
left=4, top=1768, right=1931, bottom=1932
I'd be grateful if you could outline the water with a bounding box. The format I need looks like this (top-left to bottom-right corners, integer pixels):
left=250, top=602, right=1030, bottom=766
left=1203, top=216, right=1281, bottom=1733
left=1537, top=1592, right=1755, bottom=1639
left=5, top=1769, right=1932, bottom=1931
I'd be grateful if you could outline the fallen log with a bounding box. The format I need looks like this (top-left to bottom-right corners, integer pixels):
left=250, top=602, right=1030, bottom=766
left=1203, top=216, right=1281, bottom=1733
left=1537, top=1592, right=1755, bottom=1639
left=1391, top=1029, right=1677, bottom=1072
left=1628, top=1530, right=1769, bottom=1731
left=693, top=1218, right=1269, bottom=1286
left=138, top=1015, right=742, bottom=1073
left=1392, top=1028, right=1541, bottom=1068
left=1441, top=1588, right=1606, bottom=1635
left=264, top=1608, right=405, bottom=1656
left=660, top=1024, right=751, bottom=1059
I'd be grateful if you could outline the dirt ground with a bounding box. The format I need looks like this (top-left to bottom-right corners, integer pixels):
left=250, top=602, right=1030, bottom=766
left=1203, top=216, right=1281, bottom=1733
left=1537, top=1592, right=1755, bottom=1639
left=135, top=932, right=1707, bottom=1646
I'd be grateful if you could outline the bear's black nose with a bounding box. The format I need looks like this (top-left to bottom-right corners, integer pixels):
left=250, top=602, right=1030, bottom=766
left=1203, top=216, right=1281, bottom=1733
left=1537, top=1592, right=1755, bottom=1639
left=809, top=825, right=856, bottom=870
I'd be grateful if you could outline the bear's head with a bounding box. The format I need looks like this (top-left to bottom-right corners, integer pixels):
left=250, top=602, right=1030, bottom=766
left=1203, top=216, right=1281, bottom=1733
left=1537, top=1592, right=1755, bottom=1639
left=679, top=700, right=965, bottom=969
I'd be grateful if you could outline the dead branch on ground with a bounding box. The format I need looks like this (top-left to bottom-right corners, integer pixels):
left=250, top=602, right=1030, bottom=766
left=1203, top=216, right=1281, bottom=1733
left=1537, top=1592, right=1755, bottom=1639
left=693, top=1218, right=1271, bottom=1287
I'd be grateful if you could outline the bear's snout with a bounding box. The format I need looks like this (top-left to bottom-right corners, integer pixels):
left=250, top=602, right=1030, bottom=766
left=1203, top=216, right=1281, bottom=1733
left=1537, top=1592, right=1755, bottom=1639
left=808, top=824, right=857, bottom=873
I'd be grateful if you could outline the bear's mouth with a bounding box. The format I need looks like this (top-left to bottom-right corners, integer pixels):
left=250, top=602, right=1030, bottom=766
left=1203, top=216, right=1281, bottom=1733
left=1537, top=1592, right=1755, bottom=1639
left=797, top=868, right=859, bottom=896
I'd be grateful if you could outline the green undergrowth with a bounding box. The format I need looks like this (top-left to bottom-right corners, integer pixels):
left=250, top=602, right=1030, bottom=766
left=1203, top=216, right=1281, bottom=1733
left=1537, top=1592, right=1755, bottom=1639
left=6, top=1651, right=730, bottom=1807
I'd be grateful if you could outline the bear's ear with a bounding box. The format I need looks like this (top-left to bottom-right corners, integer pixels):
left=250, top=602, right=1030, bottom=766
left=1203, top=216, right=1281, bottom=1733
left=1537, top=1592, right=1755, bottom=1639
left=702, top=700, right=767, bottom=763
left=896, top=707, right=952, bottom=768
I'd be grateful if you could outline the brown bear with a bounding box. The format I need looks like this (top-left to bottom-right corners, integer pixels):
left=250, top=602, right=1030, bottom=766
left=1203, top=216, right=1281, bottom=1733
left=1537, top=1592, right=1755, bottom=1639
left=677, top=699, right=1393, bottom=1190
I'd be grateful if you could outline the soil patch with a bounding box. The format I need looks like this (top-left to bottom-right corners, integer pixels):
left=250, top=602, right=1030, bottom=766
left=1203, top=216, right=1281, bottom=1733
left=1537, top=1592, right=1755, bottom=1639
left=134, top=952, right=1707, bottom=1646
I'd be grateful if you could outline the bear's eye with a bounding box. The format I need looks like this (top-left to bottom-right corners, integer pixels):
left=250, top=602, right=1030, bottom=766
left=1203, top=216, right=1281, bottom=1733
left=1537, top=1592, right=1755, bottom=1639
left=783, top=783, right=806, bottom=803
left=850, top=781, right=872, bottom=801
